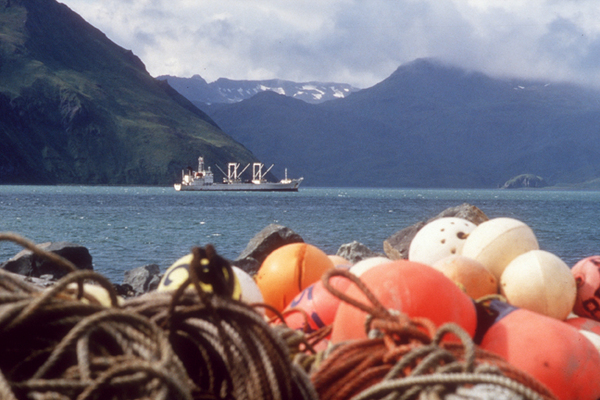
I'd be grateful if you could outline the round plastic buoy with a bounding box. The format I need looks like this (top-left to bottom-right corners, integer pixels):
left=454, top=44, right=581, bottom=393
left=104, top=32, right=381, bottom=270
left=256, top=243, right=334, bottom=317
left=331, top=260, right=477, bottom=343
left=349, top=256, right=392, bottom=277
left=409, top=217, right=476, bottom=266
left=432, top=255, right=498, bottom=300
left=232, top=266, right=263, bottom=304
left=461, top=217, right=539, bottom=280
left=64, top=283, right=124, bottom=307
left=500, top=250, right=576, bottom=320
left=480, top=308, right=600, bottom=400
left=157, top=253, right=242, bottom=300
left=565, top=317, right=600, bottom=352
left=571, top=255, right=600, bottom=321
left=281, top=275, right=351, bottom=333
left=328, top=255, right=352, bottom=267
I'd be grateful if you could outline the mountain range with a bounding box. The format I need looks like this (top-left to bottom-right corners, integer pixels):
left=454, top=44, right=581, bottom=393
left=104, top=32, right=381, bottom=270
left=2, top=0, right=600, bottom=188
left=156, top=75, right=359, bottom=105
left=199, top=59, right=600, bottom=188
left=0, top=0, right=256, bottom=185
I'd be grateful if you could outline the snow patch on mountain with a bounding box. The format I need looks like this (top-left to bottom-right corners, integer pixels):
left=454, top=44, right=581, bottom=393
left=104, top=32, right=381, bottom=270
left=157, top=75, right=360, bottom=104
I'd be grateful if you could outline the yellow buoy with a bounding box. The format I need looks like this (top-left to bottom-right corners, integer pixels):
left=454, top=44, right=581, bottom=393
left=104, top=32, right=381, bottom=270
left=157, top=248, right=242, bottom=300
left=461, top=217, right=539, bottom=280
left=500, top=250, right=576, bottom=320
left=63, top=283, right=124, bottom=307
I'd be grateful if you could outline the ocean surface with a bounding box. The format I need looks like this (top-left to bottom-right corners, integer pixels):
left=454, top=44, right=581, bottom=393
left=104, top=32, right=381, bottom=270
left=0, top=185, right=599, bottom=284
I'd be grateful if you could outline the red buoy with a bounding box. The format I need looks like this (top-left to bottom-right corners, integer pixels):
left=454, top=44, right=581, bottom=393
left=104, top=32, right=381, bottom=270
left=280, top=275, right=351, bottom=333
left=256, top=243, right=334, bottom=317
left=480, top=308, right=600, bottom=400
left=330, top=260, right=477, bottom=343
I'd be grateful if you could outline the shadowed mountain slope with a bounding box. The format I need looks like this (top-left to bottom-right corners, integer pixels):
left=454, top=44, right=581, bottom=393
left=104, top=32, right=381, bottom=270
left=0, top=0, right=256, bottom=184
left=204, top=59, right=600, bottom=188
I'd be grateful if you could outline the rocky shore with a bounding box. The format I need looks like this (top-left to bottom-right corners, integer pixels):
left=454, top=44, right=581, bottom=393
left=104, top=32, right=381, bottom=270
left=0, top=203, right=486, bottom=296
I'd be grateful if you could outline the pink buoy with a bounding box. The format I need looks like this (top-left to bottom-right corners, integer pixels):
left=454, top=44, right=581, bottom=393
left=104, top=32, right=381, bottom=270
left=572, top=255, right=600, bottom=321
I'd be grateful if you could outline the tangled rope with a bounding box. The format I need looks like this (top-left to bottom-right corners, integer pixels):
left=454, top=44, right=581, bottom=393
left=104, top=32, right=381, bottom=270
left=0, top=233, right=317, bottom=400
left=123, top=290, right=318, bottom=400
left=310, top=269, right=558, bottom=400
left=0, top=268, right=191, bottom=400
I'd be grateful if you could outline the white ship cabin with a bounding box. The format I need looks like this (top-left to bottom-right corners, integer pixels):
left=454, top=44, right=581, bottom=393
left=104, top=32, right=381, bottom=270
left=182, top=157, right=214, bottom=186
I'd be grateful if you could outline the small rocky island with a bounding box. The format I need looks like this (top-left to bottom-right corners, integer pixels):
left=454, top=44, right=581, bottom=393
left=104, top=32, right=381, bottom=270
left=501, top=174, right=548, bottom=189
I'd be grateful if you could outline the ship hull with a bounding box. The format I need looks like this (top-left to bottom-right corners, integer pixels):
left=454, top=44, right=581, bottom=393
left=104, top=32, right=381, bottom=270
left=174, top=179, right=302, bottom=192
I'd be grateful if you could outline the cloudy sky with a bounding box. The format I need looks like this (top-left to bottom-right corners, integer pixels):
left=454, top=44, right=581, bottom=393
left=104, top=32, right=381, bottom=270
left=60, top=0, right=600, bottom=89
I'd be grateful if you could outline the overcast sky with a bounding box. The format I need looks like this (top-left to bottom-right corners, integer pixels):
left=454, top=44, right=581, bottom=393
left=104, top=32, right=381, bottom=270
left=59, top=0, right=600, bottom=89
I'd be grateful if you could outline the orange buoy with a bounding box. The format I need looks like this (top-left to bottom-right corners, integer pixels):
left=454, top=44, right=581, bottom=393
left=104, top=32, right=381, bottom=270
left=500, top=250, right=576, bottom=320
left=432, top=255, right=498, bottom=300
left=571, top=255, right=600, bottom=321
left=331, top=260, right=477, bottom=343
left=280, top=275, right=351, bottom=333
left=256, top=243, right=334, bottom=317
left=480, top=307, right=600, bottom=400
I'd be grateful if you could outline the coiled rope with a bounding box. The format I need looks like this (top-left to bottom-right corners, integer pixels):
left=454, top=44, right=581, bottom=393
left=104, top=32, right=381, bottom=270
left=0, top=233, right=317, bottom=400
left=310, top=268, right=558, bottom=400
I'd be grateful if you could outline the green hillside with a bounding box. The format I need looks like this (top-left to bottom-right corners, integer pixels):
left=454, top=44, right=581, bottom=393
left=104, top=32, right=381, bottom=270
left=0, top=0, right=256, bottom=184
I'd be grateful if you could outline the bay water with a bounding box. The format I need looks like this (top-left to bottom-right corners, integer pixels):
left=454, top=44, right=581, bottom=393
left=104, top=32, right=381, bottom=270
left=1, top=185, right=599, bottom=284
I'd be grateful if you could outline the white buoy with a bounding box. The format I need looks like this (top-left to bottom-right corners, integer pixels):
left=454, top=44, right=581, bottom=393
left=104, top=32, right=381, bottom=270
left=500, top=250, right=576, bottom=320
left=408, top=217, right=476, bottom=266
left=461, top=217, right=539, bottom=280
left=232, top=266, right=264, bottom=305
left=349, top=256, right=392, bottom=277
left=580, top=330, right=600, bottom=353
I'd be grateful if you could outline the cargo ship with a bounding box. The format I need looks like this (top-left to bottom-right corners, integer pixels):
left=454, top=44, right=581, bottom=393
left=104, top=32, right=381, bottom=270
left=174, top=157, right=303, bottom=192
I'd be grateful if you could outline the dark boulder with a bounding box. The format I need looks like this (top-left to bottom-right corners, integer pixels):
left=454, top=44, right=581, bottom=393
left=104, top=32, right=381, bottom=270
left=234, top=224, right=304, bottom=274
left=122, top=264, right=161, bottom=295
left=336, top=241, right=384, bottom=264
left=383, top=203, right=489, bottom=260
left=1, top=241, right=93, bottom=280
left=114, top=283, right=136, bottom=298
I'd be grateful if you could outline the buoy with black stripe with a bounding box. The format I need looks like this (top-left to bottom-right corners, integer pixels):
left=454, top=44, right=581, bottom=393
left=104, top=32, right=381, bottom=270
left=157, top=245, right=242, bottom=300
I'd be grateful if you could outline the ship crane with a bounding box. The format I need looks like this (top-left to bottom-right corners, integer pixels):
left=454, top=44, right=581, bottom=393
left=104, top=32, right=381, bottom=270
left=252, top=163, right=274, bottom=183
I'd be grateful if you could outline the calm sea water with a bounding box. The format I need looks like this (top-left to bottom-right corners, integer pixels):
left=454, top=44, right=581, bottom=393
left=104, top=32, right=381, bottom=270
left=0, top=185, right=599, bottom=284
